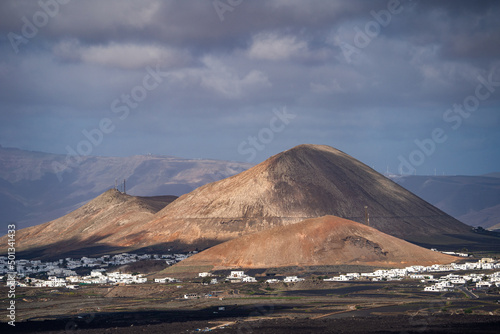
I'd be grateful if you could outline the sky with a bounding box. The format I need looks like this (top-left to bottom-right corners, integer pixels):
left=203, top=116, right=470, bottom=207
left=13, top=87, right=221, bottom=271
left=0, top=0, right=499, bottom=176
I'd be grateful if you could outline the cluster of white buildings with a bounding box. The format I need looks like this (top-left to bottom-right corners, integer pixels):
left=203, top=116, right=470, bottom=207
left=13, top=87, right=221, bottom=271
left=154, top=277, right=182, bottom=283
left=424, top=271, right=500, bottom=292
left=0, top=252, right=193, bottom=279
left=321, top=258, right=500, bottom=293
left=225, top=270, right=258, bottom=283
left=218, top=271, right=304, bottom=284
left=23, top=270, right=148, bottom=288
left=431, top=249, right=470, bottom=257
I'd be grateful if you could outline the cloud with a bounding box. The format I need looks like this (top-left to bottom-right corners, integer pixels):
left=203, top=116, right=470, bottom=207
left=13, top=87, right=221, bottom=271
left=53, top=40, right=192, bottom=70
left=0, top=0, right=499, bottom=175
left=247, top=33, right=308, bottom=60
left=167, top=56, right=271, bottom=99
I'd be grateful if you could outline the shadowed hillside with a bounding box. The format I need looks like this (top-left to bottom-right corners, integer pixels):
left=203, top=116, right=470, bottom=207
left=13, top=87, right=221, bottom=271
left=0, top=146, right=250, bottom=233
left=138, top=144, right=471, bottom=249
left=0, top=189, right=176, bottom=258
left=4, top=144, right=494, bottom=259
left=168, top=216, right=459, bottom=272
left=391, top=175, right=500, bottom=229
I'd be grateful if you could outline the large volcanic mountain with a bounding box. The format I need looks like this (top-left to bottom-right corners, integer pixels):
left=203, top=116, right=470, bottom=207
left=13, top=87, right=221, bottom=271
left=137, top=144, right=470, bottom=249
left=170, top=216, right=458, bottom=271
left=1, top=144, right=478, bottom=258
left=0, top=189, right=176, bottom=258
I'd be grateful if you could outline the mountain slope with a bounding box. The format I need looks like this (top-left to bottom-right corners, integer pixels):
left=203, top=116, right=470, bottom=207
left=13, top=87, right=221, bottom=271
left=171, top=216, right=458, bottom=270
left=137, top=144, right=471, bottom=249
left=0, top=146, right=251, bottom=233
left=0, top=189, right=176, bottom=258
left=488, top=221, right=500, bottom=232
left=4, top=144, right=488, bottom=259
left=391, top=175, right=500, bottom=229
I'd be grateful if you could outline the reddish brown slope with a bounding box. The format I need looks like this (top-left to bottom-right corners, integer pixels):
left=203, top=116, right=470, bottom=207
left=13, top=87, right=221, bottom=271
left=172, top=216, right=459, bottom=270
left=0, top=189, right=176, bottom=257
left=137, top=144, right=470, bottom=249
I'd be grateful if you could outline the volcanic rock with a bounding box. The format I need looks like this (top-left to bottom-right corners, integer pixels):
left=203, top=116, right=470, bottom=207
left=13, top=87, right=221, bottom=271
left=0, top=189, right=176, bottom=258
left=171, top=216, right=459, bottom=270
left=139, top=144, right=470, bottom=248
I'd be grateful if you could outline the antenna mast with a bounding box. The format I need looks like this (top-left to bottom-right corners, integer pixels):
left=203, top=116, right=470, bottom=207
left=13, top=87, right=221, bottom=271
left=123, top=179, right=126, bottom=194
left=364, top=206, right=370, bottom=226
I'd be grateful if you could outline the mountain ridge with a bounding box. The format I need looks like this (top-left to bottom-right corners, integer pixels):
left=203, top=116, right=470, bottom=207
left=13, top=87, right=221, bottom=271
left=0, top=189, right=177, bottom=258
left=391, top=175, right=500, bottom=229
left=3, top=144, right=494, bottom=259
left=0, top=146, right=251, bottom=233
left=134, top=144, right=471, bottom=249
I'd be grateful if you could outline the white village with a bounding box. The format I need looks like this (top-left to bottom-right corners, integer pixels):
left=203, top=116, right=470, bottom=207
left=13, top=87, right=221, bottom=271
left=2, top=251, right=499, bottom=295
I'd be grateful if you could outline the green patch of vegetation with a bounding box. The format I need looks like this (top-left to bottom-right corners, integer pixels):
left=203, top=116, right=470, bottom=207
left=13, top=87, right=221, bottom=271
left=464, top=308, right=473, bottom=314
left=201, top=277, right=212, bottom=284
left=355, top=305, right=362, bottom=310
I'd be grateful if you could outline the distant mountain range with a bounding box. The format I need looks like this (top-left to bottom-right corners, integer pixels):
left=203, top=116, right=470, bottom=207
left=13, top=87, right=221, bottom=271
left=5, top=144, right=497, bottom=261
left=390, top=174, right=500, bottom=230
left=1, top=145, right=499, bottom=238
left=0, top=146, right=251, bottom=233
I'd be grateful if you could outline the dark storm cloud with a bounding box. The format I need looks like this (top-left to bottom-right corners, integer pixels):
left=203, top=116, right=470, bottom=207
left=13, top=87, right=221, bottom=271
left=0, top=0, right=499, bottom=175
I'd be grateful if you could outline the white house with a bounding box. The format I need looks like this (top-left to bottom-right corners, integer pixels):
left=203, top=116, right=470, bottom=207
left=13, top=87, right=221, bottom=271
left=265, top=279, right=280, bottom=284
left=476, top=281, right=492, bottom=288
left=228, top=271, right=245, bottom=278
left=199, top=272, right=212, bottom=277
left=242, top=276, right=257, bottom=283
left=481, top=263, right=494, bottom=270
left=480, top=258, right=494, bottom=263
left=154, top=277, right=179, bottom=283
left=424, top=286, right=441, bottom=292
left=283, top=276, right=304, bottom=283
left=324, top=275, right=352, bottom=282
left=90, top=270, right=105, bottom=277
left=133, top=277, right=147, bottom=283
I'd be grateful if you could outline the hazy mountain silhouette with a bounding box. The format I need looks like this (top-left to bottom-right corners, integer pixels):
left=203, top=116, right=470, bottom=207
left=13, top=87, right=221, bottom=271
left=391, top=175, right=500, bottom=229
left=0, top=146, right=250, bottom=233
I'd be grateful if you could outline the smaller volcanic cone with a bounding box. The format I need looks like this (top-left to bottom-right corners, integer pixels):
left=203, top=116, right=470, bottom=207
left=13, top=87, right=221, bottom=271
left=173, top=215, right=459, bottom=270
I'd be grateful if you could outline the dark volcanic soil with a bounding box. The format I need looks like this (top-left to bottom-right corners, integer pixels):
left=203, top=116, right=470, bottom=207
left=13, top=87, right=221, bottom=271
left=3, top=314, right=500, bottom=334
